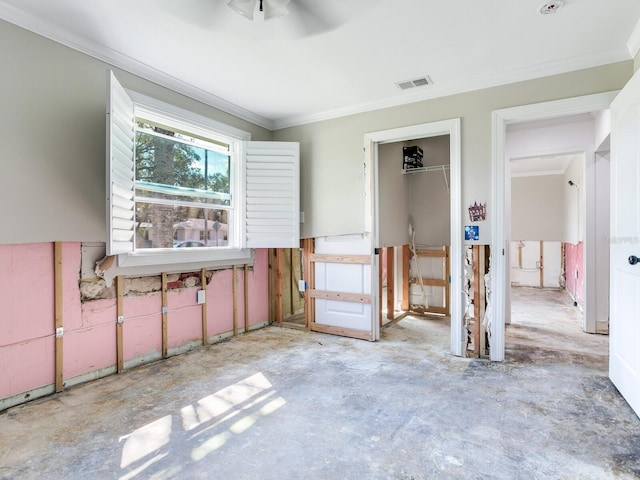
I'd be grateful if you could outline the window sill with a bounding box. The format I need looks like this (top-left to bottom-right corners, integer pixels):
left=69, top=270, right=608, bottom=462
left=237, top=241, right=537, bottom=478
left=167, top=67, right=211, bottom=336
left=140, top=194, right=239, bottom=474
left=99, top=248, right=254, bottom=286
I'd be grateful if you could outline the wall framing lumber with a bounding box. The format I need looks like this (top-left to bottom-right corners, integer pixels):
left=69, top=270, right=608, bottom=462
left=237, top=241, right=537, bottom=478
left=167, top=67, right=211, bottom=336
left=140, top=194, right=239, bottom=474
left=276, top=249, right=284, bottom=324
left=232, top=265, right=238, bottom=336
left=406, top=245, right=450, bottom=316
left=309, top=289, right=372, bottom=304
left=303, top=239, right=315, bottom=328
left=539, top=241, right=544, bottom=288
left=473, top=245, right=481, bottom=357
left=244, top=264, right=249, bottom=333
left=161, top=272, right=168, bottom=358
left=309, top=323, right=373, bottom=341
left=309, top=253, right=371, bottom=264
left=201, top=268, right=208, bottom=345
left=116, top=275, right=124, bottom=372
left=402, top=245, right=410, bottom=311
left=386, top=247, right=395, bottom=320
left=54, top=242, right=64, bottom=393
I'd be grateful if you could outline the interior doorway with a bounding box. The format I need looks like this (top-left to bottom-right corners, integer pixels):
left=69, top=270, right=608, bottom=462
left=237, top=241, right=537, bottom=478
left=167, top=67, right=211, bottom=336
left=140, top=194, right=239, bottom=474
left=491, top=91, right=617, bottom=361
left=365, top=119, right=464, bottom=356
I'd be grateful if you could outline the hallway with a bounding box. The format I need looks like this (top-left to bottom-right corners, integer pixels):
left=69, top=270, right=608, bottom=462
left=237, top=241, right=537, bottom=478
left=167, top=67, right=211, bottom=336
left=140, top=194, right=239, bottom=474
left=0, top=291, right=638, bottom=479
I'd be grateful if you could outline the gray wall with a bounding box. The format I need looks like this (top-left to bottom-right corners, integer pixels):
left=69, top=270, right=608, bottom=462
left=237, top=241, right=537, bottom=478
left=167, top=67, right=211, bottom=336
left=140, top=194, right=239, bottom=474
left=0, top=20, right=272, bottom=244
left=377, top=142, right=409, bottom=247
left=511, top=175, right=564, bottom=240
left=0, top=19, right=634, bottom=245
left=407, top=136, right=450, bottom=247
left=275, top=63, right=631, bottom=241
left=378, top=135, right=450, bottom=247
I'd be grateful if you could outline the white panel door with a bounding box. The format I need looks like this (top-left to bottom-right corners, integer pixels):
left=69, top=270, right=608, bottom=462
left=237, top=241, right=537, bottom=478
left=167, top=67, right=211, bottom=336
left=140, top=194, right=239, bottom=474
left=609, top=70, right=640, bottom=418
left=313, top=234, right=376, bottom=340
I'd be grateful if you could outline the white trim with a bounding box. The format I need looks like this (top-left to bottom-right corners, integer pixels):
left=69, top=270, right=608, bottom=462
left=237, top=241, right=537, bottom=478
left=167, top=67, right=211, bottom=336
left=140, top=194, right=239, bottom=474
left=0, top=1, right=631, bottom=131
left=365, top=118, right=463, bottom=356
left=491, top=91, right=618, bottom=361
left=102, top=249, right=254, bottom=286
left=274, top=51, right=630, bottom=129
left=130, top=91, right=252, bottom=142
left=627, top=16, right=640, bottom=59
left=510, top=169, right=566, bottom=178
left=0, top=2, right=274, bottom=130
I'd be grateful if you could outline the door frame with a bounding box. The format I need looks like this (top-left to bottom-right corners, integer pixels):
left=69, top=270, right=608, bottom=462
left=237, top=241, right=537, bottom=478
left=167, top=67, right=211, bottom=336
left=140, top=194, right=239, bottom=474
left=491, top=91, right=618, bottom=361
left=364, top=119, right=464, bottom=356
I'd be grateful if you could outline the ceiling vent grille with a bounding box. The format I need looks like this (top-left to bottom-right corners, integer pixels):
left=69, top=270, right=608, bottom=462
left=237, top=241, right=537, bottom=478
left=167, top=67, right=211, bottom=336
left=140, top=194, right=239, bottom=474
left=396, top=76, right=433, bottom=90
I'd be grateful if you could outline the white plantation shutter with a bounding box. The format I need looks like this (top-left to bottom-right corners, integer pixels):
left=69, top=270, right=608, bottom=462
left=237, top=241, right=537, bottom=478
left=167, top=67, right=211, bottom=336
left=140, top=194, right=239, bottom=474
left=106, top=71, right=136, bottom=255
left=244, top=141, right=300, bottom=248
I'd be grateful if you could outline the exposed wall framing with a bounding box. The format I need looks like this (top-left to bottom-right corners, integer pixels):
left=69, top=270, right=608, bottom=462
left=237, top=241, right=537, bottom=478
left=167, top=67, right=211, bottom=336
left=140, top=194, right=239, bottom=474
left=303, top=239, right=373, bottom=341
left=1, top=242, right=269, bottom=412
left=464, top=245, right=490, bottom=358
left=408, top=246, right=450, bottom=316
left=268, top=246, right=305, bottom=328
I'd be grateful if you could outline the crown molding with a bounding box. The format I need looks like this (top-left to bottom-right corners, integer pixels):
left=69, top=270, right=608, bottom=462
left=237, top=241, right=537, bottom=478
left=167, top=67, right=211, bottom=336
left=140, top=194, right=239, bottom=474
left=0, top=2, right=275, bottom=131
left=272, top=49, right=631, bottom=130
left=0, top=1, right=633, bottom=133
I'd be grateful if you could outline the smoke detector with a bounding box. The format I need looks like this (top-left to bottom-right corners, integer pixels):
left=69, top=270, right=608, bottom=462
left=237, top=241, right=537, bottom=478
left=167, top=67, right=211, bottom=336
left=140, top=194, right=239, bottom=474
left=539, top=1, right=564, bottom=14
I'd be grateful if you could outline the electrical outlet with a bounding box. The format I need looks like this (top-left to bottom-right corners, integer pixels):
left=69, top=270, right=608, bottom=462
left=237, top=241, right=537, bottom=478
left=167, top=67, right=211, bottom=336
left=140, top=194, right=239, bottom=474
left=300, top=211, right=305, bottom=223
left=298, top=280, right=306, bottom=292
left=197, top=290, right=206, bottom=304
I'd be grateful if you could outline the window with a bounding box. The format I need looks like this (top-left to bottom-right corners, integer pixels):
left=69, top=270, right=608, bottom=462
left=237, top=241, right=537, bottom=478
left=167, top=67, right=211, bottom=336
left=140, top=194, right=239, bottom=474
left=134, top=118, right=234, bottom=250
left=106, top=71, right=299, bottom=271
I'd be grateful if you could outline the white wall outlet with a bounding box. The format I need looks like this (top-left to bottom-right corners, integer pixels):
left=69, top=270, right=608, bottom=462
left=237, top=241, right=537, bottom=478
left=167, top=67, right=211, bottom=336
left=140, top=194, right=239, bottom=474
left=197, top=290, right=206, bottom=304
left=300, top=211, right=305, bottom=223
left=298, top=280, right=306, bottom=292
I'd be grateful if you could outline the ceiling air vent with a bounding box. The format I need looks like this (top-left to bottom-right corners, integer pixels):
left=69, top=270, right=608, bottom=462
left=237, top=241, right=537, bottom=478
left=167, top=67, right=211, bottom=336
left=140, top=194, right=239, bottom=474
left=396, top=76, right=433, bottom=91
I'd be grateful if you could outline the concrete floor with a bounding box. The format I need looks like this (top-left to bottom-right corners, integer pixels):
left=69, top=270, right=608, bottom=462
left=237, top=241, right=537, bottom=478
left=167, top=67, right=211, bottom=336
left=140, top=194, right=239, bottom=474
left=1, top=287, right=639, bottom=480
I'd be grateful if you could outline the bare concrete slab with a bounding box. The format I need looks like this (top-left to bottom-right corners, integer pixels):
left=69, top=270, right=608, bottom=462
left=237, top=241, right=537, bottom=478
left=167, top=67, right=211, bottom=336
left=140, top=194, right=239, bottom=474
left=1, top=287, right=638, bottom=479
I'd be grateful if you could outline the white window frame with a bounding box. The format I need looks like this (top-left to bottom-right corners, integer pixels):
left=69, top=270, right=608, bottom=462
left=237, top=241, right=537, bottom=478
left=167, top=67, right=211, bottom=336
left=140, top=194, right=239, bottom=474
left=106, top=71, right=299, bottom=282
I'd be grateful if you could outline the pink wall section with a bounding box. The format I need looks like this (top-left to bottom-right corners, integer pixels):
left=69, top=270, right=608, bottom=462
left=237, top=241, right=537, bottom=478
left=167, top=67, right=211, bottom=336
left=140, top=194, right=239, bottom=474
left=564, top=242, right=584, bottom=307
left=0, top=242, right=271, bottom=407
left=0, top=244, right=55, bottom=398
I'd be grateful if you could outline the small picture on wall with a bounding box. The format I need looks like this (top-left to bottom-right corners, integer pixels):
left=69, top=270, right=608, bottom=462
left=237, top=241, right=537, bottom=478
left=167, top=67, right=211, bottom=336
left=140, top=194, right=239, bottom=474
left=465, top=225, right=479, bottom=241
left=468, top=202, right=487, bottom=222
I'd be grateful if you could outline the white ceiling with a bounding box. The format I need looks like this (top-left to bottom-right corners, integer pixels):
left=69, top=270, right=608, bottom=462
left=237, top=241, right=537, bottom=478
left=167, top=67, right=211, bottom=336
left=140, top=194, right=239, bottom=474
left=510, top=153, right=577, bottom=177
left=1, top=0, right=640, bottom=130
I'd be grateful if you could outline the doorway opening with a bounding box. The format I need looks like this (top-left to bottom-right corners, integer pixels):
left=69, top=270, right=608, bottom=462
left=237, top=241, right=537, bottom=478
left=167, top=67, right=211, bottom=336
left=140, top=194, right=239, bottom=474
left=491, top=91, right=616, bottom=361
left=377, top=136, right=452, bottom=347
left=365, top=119, right=464, bottom=356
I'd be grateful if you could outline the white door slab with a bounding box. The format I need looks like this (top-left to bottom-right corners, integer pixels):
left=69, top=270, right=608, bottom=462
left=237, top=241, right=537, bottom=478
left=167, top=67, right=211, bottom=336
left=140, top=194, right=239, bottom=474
left=609, top=70, right=640, bottom=418
left=312, top=234, right=376, bottom=340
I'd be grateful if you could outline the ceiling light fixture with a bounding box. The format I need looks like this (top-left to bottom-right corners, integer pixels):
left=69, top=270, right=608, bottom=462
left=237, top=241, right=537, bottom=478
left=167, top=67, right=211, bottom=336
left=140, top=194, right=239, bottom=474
left=539, top=1, right=564, bottom=15
left=228, top=0, right=290, bottom=21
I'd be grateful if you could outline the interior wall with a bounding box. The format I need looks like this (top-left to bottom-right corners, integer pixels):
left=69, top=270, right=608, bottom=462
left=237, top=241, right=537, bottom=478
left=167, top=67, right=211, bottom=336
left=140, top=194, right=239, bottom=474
left=0, top=242, right=269, bottom=409
left=563, top=155, right=585, bottom=244
left=378, top=143, right=409, bottom=247
left=594, top=152, right=611, bottom=329
left=275, top=62, right=631, bottom=241
left=378, top=136, right=450, bottom=247
left=509, top=241, right=562, bottom=288
left=407, top=136, right=451, bottom=247
left=511, top=175, right=564, bottom=240
left=0, top=19, right=272, bottom=245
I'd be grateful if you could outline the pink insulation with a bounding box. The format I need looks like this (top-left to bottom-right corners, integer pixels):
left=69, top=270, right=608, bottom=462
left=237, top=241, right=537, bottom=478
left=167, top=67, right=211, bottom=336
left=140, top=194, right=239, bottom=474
left=0, top=242, right=271, bottom=407
left=564, top=242, right=584, bottom=307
